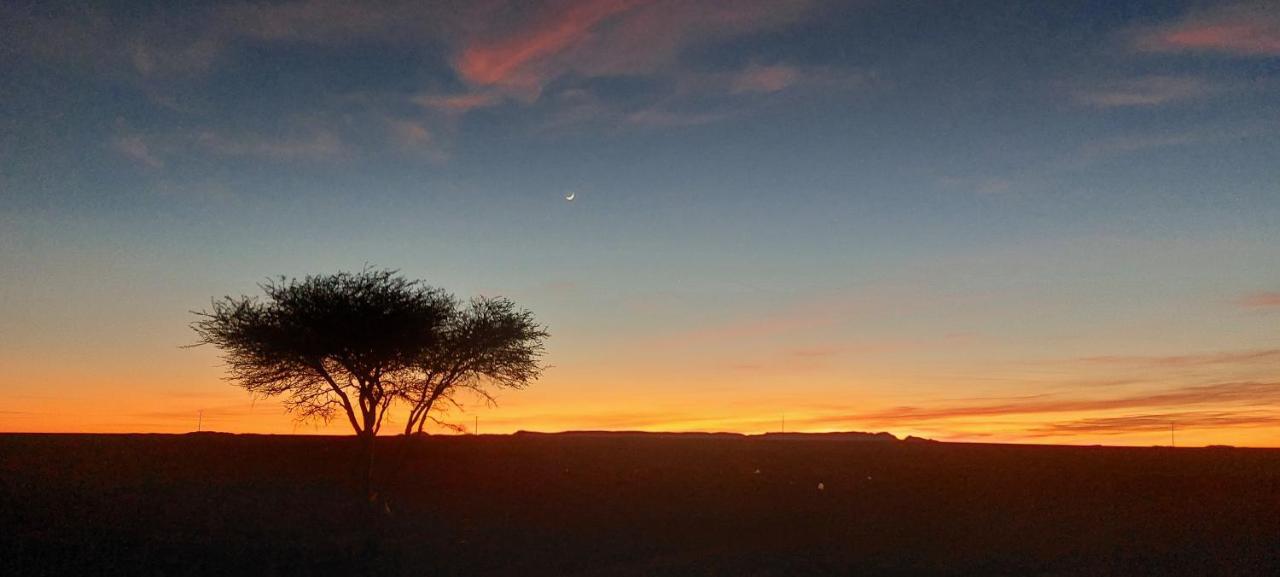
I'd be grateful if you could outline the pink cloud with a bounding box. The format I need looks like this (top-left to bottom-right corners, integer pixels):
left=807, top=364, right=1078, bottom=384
left=452, top=0, right=814, bottom=95
left=1239, top=292, right=1280, bottom=308
left=1159, top=23, right=1280, bottom=55
left=730, top=64, right=802, bottom=94
left=1136, top=3, right=1280, bottom=56
left=455, top=0, right=643, bottom=91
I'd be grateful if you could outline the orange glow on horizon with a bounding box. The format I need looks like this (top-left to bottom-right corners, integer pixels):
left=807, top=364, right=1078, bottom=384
left=5, top=371, right=1278, bottom=448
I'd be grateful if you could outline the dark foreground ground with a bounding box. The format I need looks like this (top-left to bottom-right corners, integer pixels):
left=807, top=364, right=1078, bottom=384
left=2, top=433, right=1278, bottom=576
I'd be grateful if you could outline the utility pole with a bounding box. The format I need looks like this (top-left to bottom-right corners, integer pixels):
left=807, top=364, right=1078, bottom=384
left=781, top=414, right=786, bottom=434
left=197, top=410, right=203, bottom=432
left=474, top=416, right=479, bottom=435
left=1171, top=422, right=1176, bottom=448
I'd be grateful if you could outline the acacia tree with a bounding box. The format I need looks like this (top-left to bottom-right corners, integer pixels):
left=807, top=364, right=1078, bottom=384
left=400, top=296, right=548, bottom=435
left=190, top=269, right=455, bottom=493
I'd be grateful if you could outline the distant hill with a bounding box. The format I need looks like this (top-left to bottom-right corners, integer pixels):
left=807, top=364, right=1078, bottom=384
left=513, top=430, right=746, bottom=439
left=514, top=430, right=915, bottom=442
left=757, top=431, right=899, bottom=442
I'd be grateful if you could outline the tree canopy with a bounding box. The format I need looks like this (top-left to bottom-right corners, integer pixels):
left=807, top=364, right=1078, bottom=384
left=190, top=269, right=547, bottom=439
left=400, top=296, right=548, bottom=435
left=191, top=270, right=456, bottom=437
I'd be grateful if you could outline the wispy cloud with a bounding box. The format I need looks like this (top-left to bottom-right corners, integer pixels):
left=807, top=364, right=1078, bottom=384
left=450, top=0, right=814, bottom=97
left=1239, top=292, right=1280, bottom=309
left=412, top=92, right=504, bottom=114
left=1030, top=410, right=1280, bottom=436
left=789, top=346, right=845, bottom=358
left=10, top=0, right=851, bottom=158
left=1076, top=349, right=1280, bottom=368
left=1135, top=2, right=1280, bottom=57
left=1075, top=132, right=1201, bottom=158
left=385, top=117, right=450, bottom=162
left=112, top=135, right=163, bottom=168
left=195, top=129, right=342, bottom=161
left=128, top=0, right=455, bottom=76
left=387, top=119, right=432, bottom=147
left=624, top=106, right=736, bottom=128
left=1071, top=75, right=1216, bottom=108
left=128, top=37, right=222, bottom=77
left=829, top=380, right=1280, bottom=427
left=964, top=120, right=1269, bottom=196
left=111, top=117, right=427, bottom=169
left=455, top=0, right=642, bottom=93
left=730, top=64, right=803, bottom=94
left=403, top=3, right=844, bottom=137
left=553, top=63, right=870, bottom=130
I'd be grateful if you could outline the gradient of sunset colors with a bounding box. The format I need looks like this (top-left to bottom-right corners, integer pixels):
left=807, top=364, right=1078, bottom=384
left=2, top=0, right=1279, bottom=446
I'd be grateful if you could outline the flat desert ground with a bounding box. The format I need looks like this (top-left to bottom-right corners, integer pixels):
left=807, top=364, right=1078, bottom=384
left=2, top=433, right=1277, bottom=576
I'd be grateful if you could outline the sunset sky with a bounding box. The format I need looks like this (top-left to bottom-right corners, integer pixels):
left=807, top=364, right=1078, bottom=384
left=2, top=0, right=1279, bottom=446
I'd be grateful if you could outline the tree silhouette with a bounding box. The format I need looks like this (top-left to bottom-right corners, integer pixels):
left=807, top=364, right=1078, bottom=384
left=190, top=269, right=549, bottom=497
left=400, top=296, right=548, bottom=435
left=190, top=269, right=454, bottom=494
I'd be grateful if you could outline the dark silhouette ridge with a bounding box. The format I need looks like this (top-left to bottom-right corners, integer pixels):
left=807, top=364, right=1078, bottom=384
left=6, top=431, right=1272, bottom=450
left=516, top=430, right=909, bottom=442
left=183, top=431, right=236, bottom=437
left=903, top=435, right=938, bottom=443
left=758, top=431, right=899, bottom=442
left=514, top=430, right=749, bottom=440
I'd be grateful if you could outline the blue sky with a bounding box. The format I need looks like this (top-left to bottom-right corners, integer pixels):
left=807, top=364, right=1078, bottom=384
left=2, top=0, right=1279, bottom=443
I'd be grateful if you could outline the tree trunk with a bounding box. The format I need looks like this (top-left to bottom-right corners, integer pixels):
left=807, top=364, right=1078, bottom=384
left=402, top=405, right=421, bottom=436
left=402, top=401, right=431, bottom=436
left=358, top=430, right=376, bottom=501
left=355, top=430, right=383, bottom=574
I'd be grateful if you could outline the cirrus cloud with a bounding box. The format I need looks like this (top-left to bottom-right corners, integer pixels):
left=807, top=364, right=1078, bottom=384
left=1239, top=292, right=1280, bottom=309
left=827, top=380, right=1280, bottom=428
left=1030, top=411, right=1280, bottom=436
left=1135, top=2, right=1280, bottom=57
left=450, top=0, right=815, bottom=97
left=1071, top=75, right=1216, bottom=108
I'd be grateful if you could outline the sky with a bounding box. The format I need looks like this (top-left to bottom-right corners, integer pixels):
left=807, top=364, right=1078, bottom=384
left=2, top=0, right=1279, bottom=446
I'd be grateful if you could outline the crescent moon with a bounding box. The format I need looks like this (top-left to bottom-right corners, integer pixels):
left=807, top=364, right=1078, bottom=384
left=565, top=192, right=576, bottom=201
